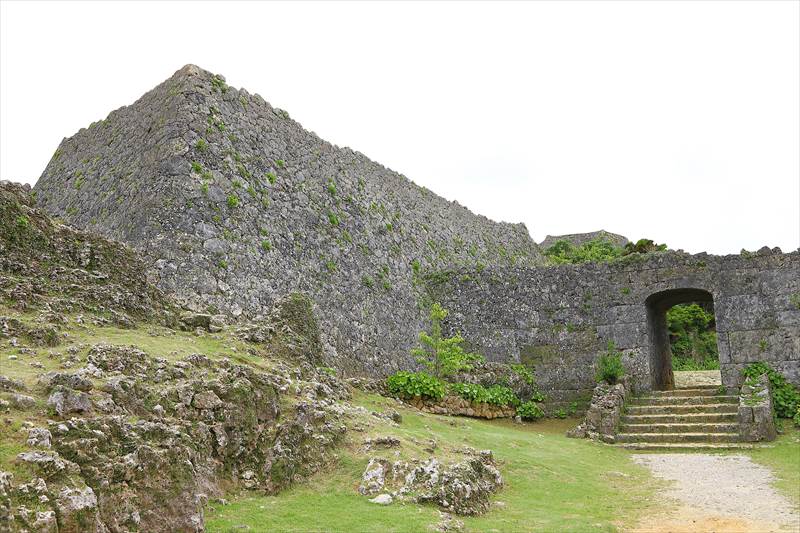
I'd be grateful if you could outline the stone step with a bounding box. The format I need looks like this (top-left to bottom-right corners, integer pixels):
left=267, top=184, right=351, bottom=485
left=631, top=395, right=738, bottom=406
left=619, top=422, right=739, bottom=434
left=649, top=387, right=724, bottom=397
left=621, top=412, right=738, bottom=424
left=625, top=403, right=738, bottom=415
left=616, top=432, right=740, bottom=444
left=617, top=442, right=756, bottom=451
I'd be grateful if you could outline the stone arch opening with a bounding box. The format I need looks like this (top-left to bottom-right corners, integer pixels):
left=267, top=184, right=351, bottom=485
left=645, top=288, right=717, bottom=390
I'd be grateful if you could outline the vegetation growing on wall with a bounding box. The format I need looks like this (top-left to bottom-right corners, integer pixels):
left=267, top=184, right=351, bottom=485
left=595, top=341, right=625, bottom=384
left=543, top=238, right=667, bottom=265
left=743, top=362, right=800, bottom=419
left=667, top=303, right=720, bottom=371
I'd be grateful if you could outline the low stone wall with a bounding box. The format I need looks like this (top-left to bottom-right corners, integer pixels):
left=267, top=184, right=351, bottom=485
left=566, top=380, right=628, bottom=443
left=738, top=374, right=777, bottom=442
left=406, top=395, right=517, bottom=419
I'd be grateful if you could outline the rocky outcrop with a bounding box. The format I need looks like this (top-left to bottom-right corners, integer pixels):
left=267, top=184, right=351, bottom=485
left=1, top=345, right=350, bottom=532
left=0, top=181, right=177, bottom=325
left=738, top=373, right=777, bottom=442
left=567, top=380, right=627, bottom=442
left=358, top=450, right=503, bottom=515
left=407, top=395, right=517, bottom=420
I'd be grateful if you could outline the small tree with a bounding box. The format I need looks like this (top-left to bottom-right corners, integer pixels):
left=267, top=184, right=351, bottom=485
left=412, top=303, right=484, bottom=378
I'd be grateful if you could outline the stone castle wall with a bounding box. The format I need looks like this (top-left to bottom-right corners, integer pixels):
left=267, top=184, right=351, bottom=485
left=429, top=249, right=800, bottom=408
left=32, top=65, right=543, bottom=376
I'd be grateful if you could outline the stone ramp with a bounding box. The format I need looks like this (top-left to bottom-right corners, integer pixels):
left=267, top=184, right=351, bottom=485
left=617, top=386, right=743, bottom=450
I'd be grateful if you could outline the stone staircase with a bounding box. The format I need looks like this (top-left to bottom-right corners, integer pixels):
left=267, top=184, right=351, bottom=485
left=616, top=386, right=749, bottom=450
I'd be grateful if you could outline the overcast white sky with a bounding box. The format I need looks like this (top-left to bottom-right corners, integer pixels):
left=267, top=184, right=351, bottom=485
left=1, top=1, right=798, bottom=254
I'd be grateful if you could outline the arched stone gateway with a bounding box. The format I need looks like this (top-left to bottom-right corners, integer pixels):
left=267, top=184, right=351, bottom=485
left=431, top=249, right=800, bottom=411
left=645, top=288, right=715, bottom=391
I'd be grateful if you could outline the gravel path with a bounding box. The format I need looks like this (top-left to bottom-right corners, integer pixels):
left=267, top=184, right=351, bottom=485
left=630, top=454, right=800, bottom=532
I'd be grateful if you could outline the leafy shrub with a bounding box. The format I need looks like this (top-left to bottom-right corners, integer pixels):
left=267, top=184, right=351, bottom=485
left=449, top=383, right=519, bottom=407
left=794, top=405, right=800, bottom=427
left=412, top=303, right=484, bottom=378
left=742, top=362, right=800, bottom=418
left=516, top=401, right=544, bottom=420
left=544, top=237, right=667, bottom=265
left=623, top=239, right=667, bottom=255
left=387, top=371, right=446, bottom=401
left=596, top=341, right=625, bottom=384
left=544, top=238, right=622, bottom=264
left=450, top=383, right=487, bottom=403
left=485, top=385, right=520, bottom=407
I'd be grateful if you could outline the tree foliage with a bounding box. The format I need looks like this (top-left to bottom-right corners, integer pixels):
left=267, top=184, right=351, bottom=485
left=667, top=303, right=719, bottom=371
left=543, top=237, right=667, bottom=265
left=412, top=303, right=484, bottom=378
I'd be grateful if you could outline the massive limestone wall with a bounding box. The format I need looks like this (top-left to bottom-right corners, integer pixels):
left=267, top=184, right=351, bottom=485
left=429, top=249, right=800, bottom=408
left=32, top=65, right=542, bottom=376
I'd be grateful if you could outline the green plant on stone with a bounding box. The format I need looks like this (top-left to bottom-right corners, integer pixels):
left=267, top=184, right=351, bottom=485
left=517, top=400, right=545, bottom=420
left=218, top=259, right=228, bottom=269
left=361, top=276, right=374, bottom=289
left=327, top=179, right=337, bottom=196
left=226, top=195, right=239, bottom=208
left=201, top=182, right=209, bottom=195
left=386, top=371, right=445, bottom=401
left=211, top=75, right=228, bottom=93
left=596, top=341, right=625, bottom=385
left=16, top=215, right=29, bottom=229
left=195, top=139, right=208, bottom=152
left=275, top=159, right=285, bottom=168
left=265, top=172, right=277, bottom=185
left=191, top=161, right=203, bottom=173
left=411, top=303, right=484, bottom=379
left=261, top=240, right=272, bottom=252
left=327, top=210, right=340, bottom=226
left=742, top=362, right=800, bottom=418
left=789, top=293, right=800, bottom=310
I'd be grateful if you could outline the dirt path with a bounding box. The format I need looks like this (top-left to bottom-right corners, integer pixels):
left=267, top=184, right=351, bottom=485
left=630, top=454, right=800, bottom=533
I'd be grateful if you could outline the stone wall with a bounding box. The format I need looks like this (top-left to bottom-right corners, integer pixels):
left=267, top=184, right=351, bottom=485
left=430, top=249, right=800, bottom=408
left=32, top=65, right=543, bottom=376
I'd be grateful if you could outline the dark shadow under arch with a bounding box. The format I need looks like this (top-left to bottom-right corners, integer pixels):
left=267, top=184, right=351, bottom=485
left=645, top=288, right=715, bottom=390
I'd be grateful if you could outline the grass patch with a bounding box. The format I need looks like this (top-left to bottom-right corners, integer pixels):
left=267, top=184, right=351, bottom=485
left=207, top=392, right=660, bottom=532
left=746, top=426, right=800, bottom=507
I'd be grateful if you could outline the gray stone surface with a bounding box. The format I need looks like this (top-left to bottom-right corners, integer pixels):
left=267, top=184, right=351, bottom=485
left=539, top=230, right=629, bottom=249
left=567, top=380, right=627, bottom=441
left=33, top=65, right=543, bottom=377
left=431, top=250, right=800, bottom=408
left=738, top=373, right=777, bottom=442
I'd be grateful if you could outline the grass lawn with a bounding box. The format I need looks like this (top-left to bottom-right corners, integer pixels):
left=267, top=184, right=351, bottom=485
left=746, top=425, right=800, bottom=508
left=206, top=392, right=662, bottom=533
